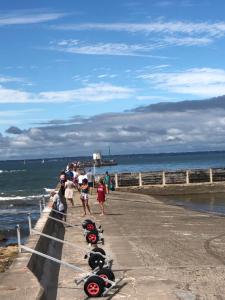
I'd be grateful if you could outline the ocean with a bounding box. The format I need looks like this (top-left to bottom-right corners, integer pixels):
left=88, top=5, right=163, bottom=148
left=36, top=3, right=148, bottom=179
left=1, top=151, right=225, bottom=246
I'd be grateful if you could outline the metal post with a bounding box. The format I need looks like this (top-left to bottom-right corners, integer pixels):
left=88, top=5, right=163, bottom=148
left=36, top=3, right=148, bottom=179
left=27, top=213, right=32, bottom=235
left=20, top=245, right=85, bottom=273
left=139, top=172, right=142, bottom=186
left=39, top=200, right=42, bottom=214
left=162, top=171, right=166, bottom=186
left=209, top=168, right=213, bottom=183
left=42, top=195, right=46, bottom=208
left=16, top=225, right=21, bottom=253
left=115, top=173, right=118, bottom=188
left=186, top=170, right=189, bottom=184
left=48, top=215, right=78, bottom=227
left=93, top=164, right=96, bottom=188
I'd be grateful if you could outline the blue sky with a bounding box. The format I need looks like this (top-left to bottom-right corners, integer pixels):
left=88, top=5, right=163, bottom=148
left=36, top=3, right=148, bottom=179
left=1, top=0, right=225, bottom=159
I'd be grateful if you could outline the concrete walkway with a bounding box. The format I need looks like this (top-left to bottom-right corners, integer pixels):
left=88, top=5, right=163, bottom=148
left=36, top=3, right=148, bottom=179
left=56, top=191, right=225, bottom=300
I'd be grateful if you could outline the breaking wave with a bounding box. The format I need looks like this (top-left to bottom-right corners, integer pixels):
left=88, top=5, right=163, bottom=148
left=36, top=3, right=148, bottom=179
left=0, top=194, right=48, bottom=201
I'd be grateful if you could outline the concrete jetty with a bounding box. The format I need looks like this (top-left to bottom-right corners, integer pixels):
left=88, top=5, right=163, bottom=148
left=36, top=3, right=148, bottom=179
left=1, top=190, right=225, bottom=299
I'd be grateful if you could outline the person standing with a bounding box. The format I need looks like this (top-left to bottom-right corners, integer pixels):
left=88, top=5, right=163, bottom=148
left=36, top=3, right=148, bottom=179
left=78, top=171, right=84, bottom=190
left=65, top=164, right=74, bottom=181
left=80, top=178, right=91, bottom=216
left=97, top=178, right=106, bottom=216
left=104, top=171, right=111, bottom=194
left=87, top=169, right=94, bottom=194
left=65, top=179, right=75, bottom=207
left=50, top=189, right=66, bottom=220
left=59, top=170, right=66, bottom=196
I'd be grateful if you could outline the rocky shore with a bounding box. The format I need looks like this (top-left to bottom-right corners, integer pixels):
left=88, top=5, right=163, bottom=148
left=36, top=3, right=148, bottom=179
left=0, top=245, right=18, bottom=272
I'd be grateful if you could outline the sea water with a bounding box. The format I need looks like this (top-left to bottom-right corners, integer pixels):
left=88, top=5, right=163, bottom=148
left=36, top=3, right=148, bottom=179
left=1, top=151, right=225, bottom=245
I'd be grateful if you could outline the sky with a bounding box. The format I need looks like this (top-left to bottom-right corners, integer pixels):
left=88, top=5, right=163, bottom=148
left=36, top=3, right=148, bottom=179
left=1, top=0, right=225, bottom=159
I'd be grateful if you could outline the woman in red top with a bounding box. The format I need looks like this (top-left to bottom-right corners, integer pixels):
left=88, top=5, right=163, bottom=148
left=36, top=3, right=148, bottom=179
left=97, top=178, right=106, bottom=216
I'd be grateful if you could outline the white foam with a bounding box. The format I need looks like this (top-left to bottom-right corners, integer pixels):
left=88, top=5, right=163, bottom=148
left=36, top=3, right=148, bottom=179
left=44, top=188, right=55, bottom=193
left=0, top=194, right=46, bottom=201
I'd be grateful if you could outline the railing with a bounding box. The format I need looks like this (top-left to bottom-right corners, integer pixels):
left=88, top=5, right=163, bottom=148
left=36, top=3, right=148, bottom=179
left=109, top=168, right=225, bottom=187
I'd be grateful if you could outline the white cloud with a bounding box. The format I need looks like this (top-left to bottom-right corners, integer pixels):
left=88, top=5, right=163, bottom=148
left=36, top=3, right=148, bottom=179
left=156, top=0, right=193, bottom=7
left=138, top=68, right=225, bottom=97
left=53, top=21, right=225, bottom=37
left=0, top=83, right=135, bottom=103
left=0, top=86, right=31, bottom=103
left=40, top=83, right=135, bottom=102
left=155, top=1, right=174, bottom=6
left=0, top=75, right=24, bottom=83
left=98, top=74, right=108, bottom=78
left=0, top=10, right=66, bottom=26
left=164, top=36, right=213, bottom=46
left=0, top=109, right=42, bottom=117
left=136, top=95, right=172, bottom=101
left=151, top=64, right=170, bottom=70
left=52, top=40, right=166, bottom=57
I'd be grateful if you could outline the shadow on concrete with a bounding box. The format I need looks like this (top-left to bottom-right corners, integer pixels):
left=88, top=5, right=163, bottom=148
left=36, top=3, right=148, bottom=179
left=104, top=213, right=124, bottom=216
left=105, top=282, right=128, bottom=300
left=28, top=215, right=65, bottom=300
left=83, top=281, right=128, bottom=300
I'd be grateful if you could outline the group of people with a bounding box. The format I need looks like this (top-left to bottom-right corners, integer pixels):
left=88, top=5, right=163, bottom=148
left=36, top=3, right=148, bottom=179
left=50, top=163, right=114, bottom=217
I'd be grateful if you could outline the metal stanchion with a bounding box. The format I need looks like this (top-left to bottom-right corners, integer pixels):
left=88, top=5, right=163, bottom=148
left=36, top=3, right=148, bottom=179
left=42, top=195, right=46, bottom=208
left=16, top=224, right=21, bottom=253
left=27, top=213, right=32, bottom=235
left=39, top=200, right=42, bottom=214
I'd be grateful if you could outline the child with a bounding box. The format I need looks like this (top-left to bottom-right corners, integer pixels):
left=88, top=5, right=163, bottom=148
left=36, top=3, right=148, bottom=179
left=80, top=178, right=91, bottom=216
left=97, top=178, right=106, bottom=216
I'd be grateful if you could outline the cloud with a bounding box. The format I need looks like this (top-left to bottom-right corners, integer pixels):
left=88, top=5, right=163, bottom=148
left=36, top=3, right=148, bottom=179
left=5, top=126, right=23, bottom=135
left=163, top=36, right=213, bottom=46
left=39, top=83, right=135, bottom=102
left=135, top=94, right=225, bottom=113
left=0, top=10, right=66, bottom=26
left=51, top=40, right=167, bottom=57
left=138, top=68, right=225, bottom=97
left=155, top=1, right=174, bottom=7
left=136, top=95, right=173, bottom=101
left=0, top=75, right=24, bottom=83
left=0, top=86, right=31, bottom=103
left=0, top=83, right=135, bottom=103
left=51, top=20, right=225, bottom=54
left=53, top=21, right=225, bottom=38
left=3, top=101, right=225, bottom=159
left=155, top=0, right=193, bottom=7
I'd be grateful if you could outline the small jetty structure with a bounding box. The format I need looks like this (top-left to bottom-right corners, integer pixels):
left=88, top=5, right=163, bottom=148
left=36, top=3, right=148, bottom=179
left=93, top=151, right=117, bottom=167
left=79, top=151, right=117, bottom=168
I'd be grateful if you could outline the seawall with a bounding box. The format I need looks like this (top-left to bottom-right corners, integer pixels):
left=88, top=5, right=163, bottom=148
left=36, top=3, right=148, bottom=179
left=0, top=207, right=65, bottom=300
left=116, top=181, right=225, bottom=195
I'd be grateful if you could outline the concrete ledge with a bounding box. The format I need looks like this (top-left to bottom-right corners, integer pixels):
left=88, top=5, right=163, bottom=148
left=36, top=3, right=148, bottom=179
left=116, top=181, right=225, bottom=195
left=0, top=205, right=65, bottom=300
left=0, top=211, right=50, bottom=300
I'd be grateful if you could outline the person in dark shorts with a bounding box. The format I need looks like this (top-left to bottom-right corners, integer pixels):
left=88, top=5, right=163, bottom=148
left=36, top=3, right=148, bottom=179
left=87, top=169, right=94, bottom=194
left=80, top=178, right=91, bottom=216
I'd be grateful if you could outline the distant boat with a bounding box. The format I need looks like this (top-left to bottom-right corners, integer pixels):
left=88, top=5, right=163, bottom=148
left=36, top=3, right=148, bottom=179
left=23, top=160, right=26, bottom=165
left=41, top=159, right=45, bottom=164
left=78, top=151, right=117, bottom=168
